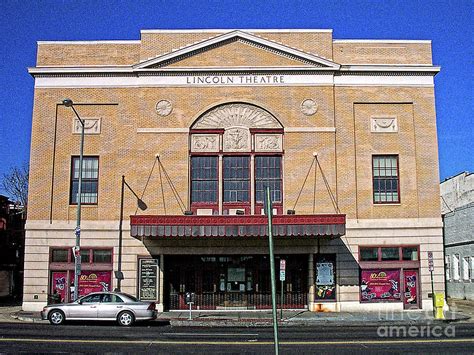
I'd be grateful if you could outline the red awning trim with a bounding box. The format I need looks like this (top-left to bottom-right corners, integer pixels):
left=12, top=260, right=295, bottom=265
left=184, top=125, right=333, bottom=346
left=130, top=214, right=345, bottom=238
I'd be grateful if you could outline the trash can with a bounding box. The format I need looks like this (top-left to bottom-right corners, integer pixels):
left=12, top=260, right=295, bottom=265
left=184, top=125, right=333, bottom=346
left=434, top=293, right=445, bottom=320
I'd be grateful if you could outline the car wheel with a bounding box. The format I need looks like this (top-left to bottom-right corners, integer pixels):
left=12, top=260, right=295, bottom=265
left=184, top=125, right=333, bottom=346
left=48, top=310, right=65, bottom=325
left=117, top=311, right=134, bottom=326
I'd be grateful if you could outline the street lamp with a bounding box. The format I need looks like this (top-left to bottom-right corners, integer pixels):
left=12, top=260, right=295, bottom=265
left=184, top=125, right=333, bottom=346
left=63, top=98, right=84, bottom=302
left=117, top=175, right=147, bottom=291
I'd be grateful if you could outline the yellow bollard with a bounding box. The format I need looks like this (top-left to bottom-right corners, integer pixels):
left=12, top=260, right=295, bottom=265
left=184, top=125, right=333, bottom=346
left=434, top=293, right=445, bottom=320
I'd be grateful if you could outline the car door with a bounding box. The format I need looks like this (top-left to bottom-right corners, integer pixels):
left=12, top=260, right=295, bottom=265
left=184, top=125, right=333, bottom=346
left=98, top=294, right=126, bottom=319
left=68, top=293, right=102, bottom=319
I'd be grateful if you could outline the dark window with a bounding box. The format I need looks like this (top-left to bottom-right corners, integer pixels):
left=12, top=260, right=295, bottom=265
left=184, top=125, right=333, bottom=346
left=402, top=247, right=419, bottom=261
left=381, top=247, right=400, bottom=261
left=223, top=156, right=250, bottom=203
left=93, top=250, right=112, bottom=263
left=81, top=294, right=102, bottom=303
left=80, top=249, right=90, bottom=263
left=52, top=249, right=68, bottom=263
left=360, top=247, right=379, bottom=261
left=373, top=155, right=399, bottom=203
left=255, top=156, right=282, bottom=203
left=191, top=156, right=218, bottom=203
left=70, top=156, right=99, bottom=204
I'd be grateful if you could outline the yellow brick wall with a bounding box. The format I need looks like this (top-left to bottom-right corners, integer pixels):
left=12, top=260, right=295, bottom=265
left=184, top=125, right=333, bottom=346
left=28, top=82, right=440, bottom=222
left=36, top=43, right=140, bottom=66
left=333, top=42, right=433, bottom=65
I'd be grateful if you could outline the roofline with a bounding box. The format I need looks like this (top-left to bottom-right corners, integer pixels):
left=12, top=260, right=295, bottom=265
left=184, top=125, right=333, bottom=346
left=134, top=30, right=340, bottom=70
left=141, top=29, right=333, bottom=33
left=334, top=39, right=432, bottom=44
left=37, top=40, right=141, bottom=45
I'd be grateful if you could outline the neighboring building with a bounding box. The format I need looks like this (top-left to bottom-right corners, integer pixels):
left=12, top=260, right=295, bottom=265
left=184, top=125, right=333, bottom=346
left=24, top=29, right=443, bottom=312
left=441, top=172, right=474, bottom=300
left=0, top=195, right=25, bottom=301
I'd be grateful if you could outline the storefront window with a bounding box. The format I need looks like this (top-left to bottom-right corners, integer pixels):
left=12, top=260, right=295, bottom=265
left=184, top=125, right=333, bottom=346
left=93, top=249, right=112, bottom=263
left=80, top=249, right=90, bottom=263
left=360, top=247, right=378, bottom=261
left=381, top=247, right=400, bottom=261
left=402, top=247, right=418, bottom=261
left=360, top=269, right=401, bottom=302
left=52, top=249, right=68, bottom=262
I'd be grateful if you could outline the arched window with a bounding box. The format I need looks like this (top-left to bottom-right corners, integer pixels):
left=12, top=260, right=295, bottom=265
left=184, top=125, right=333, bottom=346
left=190, top=103, right=284, bottom=215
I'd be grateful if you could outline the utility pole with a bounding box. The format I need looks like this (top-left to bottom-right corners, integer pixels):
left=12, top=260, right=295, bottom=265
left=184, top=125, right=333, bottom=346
left=265, top=186, right=279, bottom=355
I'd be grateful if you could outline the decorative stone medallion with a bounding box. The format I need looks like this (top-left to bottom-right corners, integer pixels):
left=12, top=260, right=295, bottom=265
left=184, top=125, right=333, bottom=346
left=371, top=117, right=398, bottom=133
left=72, top=117, right=101, bottom=134
left=155, top=100, right=173, bottom=116
left=223, top=127, right=251, bottom=152
left=255, top=134, right=283, bottom=152
left=191, top=134, right=219, bottom=152
left=301, top=99, right=318, bottom=116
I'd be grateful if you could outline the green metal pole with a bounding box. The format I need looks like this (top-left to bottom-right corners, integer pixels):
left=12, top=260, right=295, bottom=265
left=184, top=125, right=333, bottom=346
left=266, top=186, right=279, bottom=355
left=431, top=271, right=435, bottom=317
left=281, top=280, right=284, bottom=321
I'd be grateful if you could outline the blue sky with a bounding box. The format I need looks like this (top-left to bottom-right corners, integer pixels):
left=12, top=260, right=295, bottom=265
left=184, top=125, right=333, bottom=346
left=0, top=0, right=472, bottom=197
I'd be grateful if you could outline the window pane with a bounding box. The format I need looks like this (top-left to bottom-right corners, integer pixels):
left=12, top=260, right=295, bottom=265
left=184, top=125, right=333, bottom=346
left=223, top=156, right=250, bottom=202
left=381, top=247, right=400, bottom=261
left=93, top=250, right=112, bottom=263
left=373, top=155, right=399, bottom=204
left=255, top=156, right=282, bottom=203
left=80, top=249, right=90, bottom=263
left=52, top=249, right=68, bottom=262
left=402, top=247, right=418, bottom=261
left=191, top=156, right=218, bottom=203
left=360, top=247, right=378, bottom=261
left=70, top=157, right=99, bottom=204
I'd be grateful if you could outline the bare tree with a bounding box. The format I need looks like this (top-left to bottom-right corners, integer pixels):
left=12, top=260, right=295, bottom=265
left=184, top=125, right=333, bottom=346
left=2, top=164, right=29, bottom=213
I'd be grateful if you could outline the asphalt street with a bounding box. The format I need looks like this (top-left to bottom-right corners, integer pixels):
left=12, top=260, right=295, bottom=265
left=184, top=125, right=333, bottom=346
left=1, top=321, right=474, bottom=354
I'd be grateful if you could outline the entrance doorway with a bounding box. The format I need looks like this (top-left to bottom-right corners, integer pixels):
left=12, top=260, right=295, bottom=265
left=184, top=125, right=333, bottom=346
left=164, top=255, right=308, bottom=310
left=403, top=269, right=420, bottom=309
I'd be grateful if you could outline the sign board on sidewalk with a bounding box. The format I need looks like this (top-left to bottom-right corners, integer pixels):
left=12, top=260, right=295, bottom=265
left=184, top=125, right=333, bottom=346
left=428, top=251, right=434, bottom=272
left=280, top=259, right=286, bottom=271
left=280, top=270, right=286, bottom=281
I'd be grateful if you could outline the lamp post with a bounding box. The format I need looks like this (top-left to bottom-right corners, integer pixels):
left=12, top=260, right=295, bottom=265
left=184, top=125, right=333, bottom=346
left=63, top=98, right=84, bottom=302
left=117, top=175, right=147, bottom=291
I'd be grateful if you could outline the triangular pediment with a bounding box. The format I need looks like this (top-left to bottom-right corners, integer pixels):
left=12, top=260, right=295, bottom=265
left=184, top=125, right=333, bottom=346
left=135, top=30, right=340, bottom=70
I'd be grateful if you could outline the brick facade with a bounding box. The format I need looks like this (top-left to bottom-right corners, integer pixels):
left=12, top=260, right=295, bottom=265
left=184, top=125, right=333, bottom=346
left=24, top=29, right=443, bottom=313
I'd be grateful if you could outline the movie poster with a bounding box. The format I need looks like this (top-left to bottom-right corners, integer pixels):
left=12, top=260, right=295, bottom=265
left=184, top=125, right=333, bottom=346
left=51, top=271, right=68, bottom=303
left=360, top=269, right=401, bottom=302
left=315, top=255, right=336, bottom=300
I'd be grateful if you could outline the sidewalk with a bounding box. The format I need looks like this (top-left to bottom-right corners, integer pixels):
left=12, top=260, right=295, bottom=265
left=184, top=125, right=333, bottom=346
left=3, top=306, right=471, bottom=327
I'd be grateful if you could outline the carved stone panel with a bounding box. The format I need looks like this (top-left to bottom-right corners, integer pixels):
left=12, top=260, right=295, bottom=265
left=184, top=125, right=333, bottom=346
left=255, top=134, right=283, bottom=152
left=194, top=103, right=282, bottom=129
left=371, top=117, right=398, bottom=133
left=191, top=134, right=219, bottom=152
left=72, top=117, right=101, bottom=135
left=223, top=127, right=251, bottom=152
left=156, top=100, right=173, bottom=116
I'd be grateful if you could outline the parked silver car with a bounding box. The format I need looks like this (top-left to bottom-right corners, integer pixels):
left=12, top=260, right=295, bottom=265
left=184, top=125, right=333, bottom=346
left=41, top=292, right=157, bottom=326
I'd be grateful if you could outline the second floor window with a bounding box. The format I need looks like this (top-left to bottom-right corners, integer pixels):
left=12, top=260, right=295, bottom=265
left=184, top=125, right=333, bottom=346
left=70, top=156, right=99, bottom=204
left=223, top=156, right=250, bottom=203
left=255, top=156, right=282, bottom=203
left=373, top=155, right=400, bottom=204
left=191, top=156, right=218, bottom=203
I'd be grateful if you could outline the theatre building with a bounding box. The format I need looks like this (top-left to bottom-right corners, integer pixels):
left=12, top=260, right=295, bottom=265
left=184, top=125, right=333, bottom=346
left=24, top=29, right=444, bottom=312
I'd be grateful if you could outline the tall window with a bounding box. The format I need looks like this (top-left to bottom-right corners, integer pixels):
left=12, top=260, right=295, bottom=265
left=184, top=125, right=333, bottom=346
left=453, top=254, right=460, bottom=280
left=463, top=256, right=471, bottom=281
left=372, top=155, right=400, bottom=203
left=255, top=156, right=282, bottom=203
left=445, top=255, right=451, bottom=280
left=223, top=156, right=250, bottom=203
left=191, top=156, right=218, bottom=203
left=70, top=156, right=99, bottom=204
